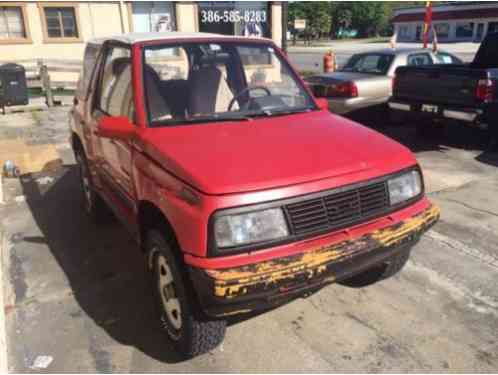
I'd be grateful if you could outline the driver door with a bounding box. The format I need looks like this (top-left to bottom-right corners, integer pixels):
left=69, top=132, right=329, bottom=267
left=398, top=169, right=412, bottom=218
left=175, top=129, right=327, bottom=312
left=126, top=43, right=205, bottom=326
left=92, top=43, right=136, bottom=213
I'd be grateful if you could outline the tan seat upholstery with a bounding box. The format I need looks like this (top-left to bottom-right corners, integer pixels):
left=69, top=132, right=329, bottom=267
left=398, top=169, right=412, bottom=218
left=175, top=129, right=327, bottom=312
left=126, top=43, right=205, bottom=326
left=101, top=58, right=171, bottom=123
left=188, top=66, right=236, bottom=115
left=144, top=65, right=172, bottom=122
left=106, top=58, right=133, bottom=118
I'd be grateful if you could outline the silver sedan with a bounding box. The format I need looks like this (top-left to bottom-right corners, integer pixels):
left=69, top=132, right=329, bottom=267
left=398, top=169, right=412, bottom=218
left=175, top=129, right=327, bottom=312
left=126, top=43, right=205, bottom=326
left=305, top=48, right=462, bottom=115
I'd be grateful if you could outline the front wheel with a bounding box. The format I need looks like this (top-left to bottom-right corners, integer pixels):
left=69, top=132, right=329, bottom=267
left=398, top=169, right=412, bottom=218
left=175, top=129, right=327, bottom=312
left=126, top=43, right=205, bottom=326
left=338, top=247, right=412, bottom=288
left=75, top=150, right=109, bottom=221
left=147, top=229, right=226, bottom=358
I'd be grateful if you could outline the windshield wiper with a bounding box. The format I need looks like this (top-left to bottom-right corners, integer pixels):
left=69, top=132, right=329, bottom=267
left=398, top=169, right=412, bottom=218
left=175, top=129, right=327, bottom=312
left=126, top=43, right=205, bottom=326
left=155, top=114, right=251, bottom=126
left=250, top=108, right=313, bottom=118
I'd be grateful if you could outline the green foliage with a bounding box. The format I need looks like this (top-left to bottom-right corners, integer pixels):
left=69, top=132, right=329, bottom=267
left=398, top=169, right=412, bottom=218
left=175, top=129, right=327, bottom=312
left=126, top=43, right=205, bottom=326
left=289, top=1, right=427, bottom=39
left=288, top=2, right=331, bottom=36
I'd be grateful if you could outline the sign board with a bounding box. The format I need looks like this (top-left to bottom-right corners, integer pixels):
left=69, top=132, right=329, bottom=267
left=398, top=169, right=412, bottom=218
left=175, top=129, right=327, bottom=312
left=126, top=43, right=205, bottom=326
left=294, top=19, right=306, bottom=30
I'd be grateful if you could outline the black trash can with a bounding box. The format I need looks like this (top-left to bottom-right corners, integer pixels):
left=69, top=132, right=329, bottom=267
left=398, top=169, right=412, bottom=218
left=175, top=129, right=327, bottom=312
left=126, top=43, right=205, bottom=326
left=0, top=63, right=29, bottom=114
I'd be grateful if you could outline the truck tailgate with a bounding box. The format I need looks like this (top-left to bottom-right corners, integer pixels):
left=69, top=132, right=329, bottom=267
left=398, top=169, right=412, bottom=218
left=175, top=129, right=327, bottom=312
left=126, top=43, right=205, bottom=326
left=394, top=65, right=486, bottom=107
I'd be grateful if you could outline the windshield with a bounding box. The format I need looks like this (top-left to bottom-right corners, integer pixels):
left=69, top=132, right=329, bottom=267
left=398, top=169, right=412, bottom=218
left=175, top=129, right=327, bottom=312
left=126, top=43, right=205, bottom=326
left=143, top=42, right=315, bottom=126
left=341, top=53, right=394, bottom=75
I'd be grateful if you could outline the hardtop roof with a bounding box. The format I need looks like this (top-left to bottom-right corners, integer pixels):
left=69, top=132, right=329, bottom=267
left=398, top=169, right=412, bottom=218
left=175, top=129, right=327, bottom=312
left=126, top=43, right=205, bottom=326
left=87, top=32, right=273, bottom=45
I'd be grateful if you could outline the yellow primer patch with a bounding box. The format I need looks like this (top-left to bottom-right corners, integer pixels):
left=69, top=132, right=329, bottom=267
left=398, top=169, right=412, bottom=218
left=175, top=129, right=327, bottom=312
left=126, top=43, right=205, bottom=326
left=211, top=204, right=440, bottom=298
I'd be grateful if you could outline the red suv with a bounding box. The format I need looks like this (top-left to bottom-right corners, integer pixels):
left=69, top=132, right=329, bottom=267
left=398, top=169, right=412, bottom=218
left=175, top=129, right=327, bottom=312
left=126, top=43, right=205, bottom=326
left=70, top=32, right=439, bottom=358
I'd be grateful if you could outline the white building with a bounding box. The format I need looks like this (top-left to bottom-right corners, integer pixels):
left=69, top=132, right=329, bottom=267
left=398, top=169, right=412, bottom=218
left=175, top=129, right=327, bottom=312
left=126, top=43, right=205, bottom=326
left=392, top=2, right=498, bottom=43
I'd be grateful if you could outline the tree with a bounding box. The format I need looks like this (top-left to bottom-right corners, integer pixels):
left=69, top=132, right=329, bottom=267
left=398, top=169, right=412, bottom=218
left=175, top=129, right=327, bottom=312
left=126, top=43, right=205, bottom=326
left=348, top=2, right=388, bottom=37
left=289, top=1, right=427, bottom=41
left=330, top=2, right=353, bottom=37
left=289, top=2, right=332, bottom=39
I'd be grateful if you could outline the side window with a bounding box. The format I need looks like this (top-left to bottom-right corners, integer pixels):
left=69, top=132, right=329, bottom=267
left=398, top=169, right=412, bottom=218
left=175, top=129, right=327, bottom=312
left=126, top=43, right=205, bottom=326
left=407, top=53, right=433, bottom=66
left=77, top=43, right=102, bottom=100
left=144, top=46, right=189, bottom=119
left=97, top=46, right=134, bottom=121
left=435, top=52, right=462, bottom=65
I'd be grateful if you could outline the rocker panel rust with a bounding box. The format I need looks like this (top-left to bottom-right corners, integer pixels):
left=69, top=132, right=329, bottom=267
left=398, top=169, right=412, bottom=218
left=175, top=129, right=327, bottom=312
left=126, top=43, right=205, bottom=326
left=206, top=204, right=440, bottom=299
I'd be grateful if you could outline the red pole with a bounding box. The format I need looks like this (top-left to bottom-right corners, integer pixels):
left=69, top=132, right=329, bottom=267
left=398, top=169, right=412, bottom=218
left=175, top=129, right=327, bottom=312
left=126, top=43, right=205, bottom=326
left=423, top=1, right=433, bottom=48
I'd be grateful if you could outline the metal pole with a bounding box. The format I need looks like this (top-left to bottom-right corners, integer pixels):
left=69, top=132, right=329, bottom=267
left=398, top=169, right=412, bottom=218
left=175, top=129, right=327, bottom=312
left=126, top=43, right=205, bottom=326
left=281, top=2, right=288, bottom=53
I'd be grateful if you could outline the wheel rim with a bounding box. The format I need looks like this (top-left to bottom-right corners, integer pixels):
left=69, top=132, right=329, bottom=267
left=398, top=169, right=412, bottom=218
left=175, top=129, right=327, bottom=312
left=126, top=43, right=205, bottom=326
left=78, top=156, right=92, bottom=211
left=156, top=253, right=182, bottom=331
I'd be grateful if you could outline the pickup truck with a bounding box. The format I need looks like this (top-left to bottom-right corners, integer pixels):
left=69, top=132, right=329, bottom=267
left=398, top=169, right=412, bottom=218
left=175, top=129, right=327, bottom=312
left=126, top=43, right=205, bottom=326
left=389, top=33, right=498, bottom=137
left=70, top=32, right=439, bottom=358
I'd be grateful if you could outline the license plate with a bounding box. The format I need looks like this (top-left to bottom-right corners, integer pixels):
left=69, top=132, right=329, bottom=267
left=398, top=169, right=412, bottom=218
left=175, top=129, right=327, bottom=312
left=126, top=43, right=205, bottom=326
left=422, top=104, right=438, bottom=113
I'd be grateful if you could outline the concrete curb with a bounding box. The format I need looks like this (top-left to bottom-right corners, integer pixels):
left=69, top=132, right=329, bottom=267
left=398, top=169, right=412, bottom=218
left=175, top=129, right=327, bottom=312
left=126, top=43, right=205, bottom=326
left=0, top=230, right=8, bottom=373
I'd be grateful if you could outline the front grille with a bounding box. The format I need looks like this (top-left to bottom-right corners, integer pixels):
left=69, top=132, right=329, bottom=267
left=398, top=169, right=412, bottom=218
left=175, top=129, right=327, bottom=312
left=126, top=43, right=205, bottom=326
left=285, top=181, right=390, bottom=236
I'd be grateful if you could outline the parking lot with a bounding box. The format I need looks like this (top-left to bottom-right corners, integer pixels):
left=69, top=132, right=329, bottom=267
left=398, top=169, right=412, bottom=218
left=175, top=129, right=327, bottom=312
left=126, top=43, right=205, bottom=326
left=0, top=105, right=497, bottom=372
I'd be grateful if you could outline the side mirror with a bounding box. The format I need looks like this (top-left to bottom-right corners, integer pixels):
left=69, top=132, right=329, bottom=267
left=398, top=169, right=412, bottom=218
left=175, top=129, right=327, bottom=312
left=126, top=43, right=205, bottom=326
left=315, top=98, right=329, bottom=111
left=97, top=116, right=135, bottom=140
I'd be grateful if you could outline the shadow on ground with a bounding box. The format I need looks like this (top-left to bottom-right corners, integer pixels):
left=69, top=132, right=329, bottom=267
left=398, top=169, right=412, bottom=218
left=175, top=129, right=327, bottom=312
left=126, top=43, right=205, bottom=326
left=19, top=166, right=186, bottom=364
left=347, top=107, right=495, bottom=157
left=16, top=165, right=310, bottom=365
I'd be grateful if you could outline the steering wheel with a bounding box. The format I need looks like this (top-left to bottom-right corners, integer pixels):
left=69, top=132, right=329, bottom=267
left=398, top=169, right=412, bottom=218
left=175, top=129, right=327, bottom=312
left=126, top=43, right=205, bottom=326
left=228, top=86, right=272, bottom=111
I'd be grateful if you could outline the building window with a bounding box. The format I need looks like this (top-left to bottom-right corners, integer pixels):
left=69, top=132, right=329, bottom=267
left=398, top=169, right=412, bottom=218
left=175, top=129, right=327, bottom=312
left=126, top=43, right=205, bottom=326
left=40, top=4, right=81, bottom=42
left=130, top=2, right=176, bottom=32
left=398, top=25, right=411, bottom=39
left=455, top=22, right=474, bottom=39
left=198, top=2, right=270, bottom=38
left=434, top=23, right=450, bottom=39
left=488, top=22, right=498, bottom=35
left=0, top=4, right=30, bottom=43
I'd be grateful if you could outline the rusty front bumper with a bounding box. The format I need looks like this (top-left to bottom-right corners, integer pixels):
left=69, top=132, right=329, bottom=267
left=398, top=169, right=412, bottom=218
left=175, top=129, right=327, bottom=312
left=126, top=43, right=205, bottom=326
left=190, top=204, right=440, bottom=318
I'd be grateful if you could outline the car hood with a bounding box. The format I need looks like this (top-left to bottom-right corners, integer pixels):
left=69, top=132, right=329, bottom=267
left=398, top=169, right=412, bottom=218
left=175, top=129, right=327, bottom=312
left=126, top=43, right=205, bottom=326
left=138, top=110, right=416, bottom=195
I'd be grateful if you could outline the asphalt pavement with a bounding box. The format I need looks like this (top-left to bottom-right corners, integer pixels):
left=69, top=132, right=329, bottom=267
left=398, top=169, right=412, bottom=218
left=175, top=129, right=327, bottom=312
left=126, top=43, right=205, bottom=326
left=1, top=107, right=498, bottom=372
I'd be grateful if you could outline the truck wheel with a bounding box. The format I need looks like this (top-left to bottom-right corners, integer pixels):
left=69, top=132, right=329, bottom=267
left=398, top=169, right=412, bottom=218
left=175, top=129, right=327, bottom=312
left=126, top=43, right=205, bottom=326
left=338, top=248, right=411, bottom=288
left=146, top=229, right=226, bottom=358
left=75, top=151, right=109, bottom=221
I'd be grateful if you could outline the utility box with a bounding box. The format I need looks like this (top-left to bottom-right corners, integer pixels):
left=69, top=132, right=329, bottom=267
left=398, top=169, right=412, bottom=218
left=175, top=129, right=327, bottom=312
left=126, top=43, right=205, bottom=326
left=0, top=63, right=28, bottom=114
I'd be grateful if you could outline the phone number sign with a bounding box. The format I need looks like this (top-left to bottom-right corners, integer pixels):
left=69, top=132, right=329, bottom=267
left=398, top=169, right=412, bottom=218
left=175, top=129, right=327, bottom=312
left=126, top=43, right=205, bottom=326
left=200, top=9, right=267, bottom=24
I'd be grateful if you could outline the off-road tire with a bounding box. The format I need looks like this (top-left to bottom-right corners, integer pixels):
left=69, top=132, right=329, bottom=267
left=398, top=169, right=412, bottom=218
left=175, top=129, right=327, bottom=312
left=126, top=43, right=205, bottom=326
left=338, top=247, right=411, bottom=288
left=146, top=229, right=226, bottom=358
left=75, top=150, right=110, bottom=222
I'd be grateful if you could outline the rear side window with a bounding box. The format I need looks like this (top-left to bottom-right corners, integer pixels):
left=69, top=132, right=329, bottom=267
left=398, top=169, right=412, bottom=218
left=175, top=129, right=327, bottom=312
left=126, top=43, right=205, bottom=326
left=341, top=54, right=394, bottom=75
left=407, top=53, right=433, bottom=66
left=434, top=52, right=462, bottom=65
left=77, top=43, right=102, bottom=99
left=97, top=46, right=133, bottom=120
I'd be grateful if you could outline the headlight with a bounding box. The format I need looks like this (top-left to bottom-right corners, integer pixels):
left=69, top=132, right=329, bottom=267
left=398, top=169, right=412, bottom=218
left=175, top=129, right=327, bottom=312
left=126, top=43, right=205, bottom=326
left=388, top=170, right=422, bottom=205
left=214, top=208, right=289, bottom=248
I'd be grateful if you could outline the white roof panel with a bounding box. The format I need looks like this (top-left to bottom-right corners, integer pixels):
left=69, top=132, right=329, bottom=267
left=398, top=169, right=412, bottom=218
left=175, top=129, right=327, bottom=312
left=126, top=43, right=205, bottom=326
left=89, top=32, right=272, bottom=45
